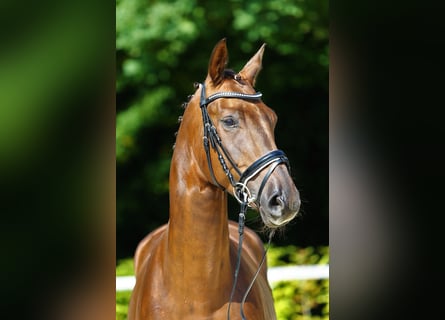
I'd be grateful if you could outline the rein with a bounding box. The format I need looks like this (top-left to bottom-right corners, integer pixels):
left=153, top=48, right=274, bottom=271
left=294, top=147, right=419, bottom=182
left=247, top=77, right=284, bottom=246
left=197, top=82, right=289, bottom=319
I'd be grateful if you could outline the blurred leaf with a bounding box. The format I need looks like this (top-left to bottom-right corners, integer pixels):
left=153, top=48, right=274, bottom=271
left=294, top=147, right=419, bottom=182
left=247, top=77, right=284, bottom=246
left=116, top=86, right=173, bottom=162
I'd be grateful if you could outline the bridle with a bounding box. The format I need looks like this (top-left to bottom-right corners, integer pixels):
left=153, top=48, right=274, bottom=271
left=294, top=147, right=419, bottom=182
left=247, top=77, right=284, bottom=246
left=199, top=82, right=290, bottom=206
left=197, top=81, right=291, bottom=319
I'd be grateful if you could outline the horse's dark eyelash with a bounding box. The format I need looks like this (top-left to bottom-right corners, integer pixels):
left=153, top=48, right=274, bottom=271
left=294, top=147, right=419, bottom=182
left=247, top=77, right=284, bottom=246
left=221, top=116, right=238, bottom=128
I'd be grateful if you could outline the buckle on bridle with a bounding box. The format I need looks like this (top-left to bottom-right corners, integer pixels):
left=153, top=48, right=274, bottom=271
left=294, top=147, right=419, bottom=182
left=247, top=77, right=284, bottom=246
left=234, top=182, right=255, bottom=206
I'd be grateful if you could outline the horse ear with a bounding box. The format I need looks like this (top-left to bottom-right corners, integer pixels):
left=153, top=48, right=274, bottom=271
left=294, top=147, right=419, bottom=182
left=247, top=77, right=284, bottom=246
left=239, top=43, right=266, bottom=86
left=208, top=38, right=228, bottom=86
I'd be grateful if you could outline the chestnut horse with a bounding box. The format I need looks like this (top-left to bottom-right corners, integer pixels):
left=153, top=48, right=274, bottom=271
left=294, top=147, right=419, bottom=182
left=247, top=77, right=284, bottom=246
left=128, top=39, right=300, bottom=320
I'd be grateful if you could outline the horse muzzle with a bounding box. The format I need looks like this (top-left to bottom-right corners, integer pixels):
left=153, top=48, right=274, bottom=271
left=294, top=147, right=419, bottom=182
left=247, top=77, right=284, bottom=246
left=258, top=171, right=300, bottom=228
left=233, top=149, right=300, bottom=228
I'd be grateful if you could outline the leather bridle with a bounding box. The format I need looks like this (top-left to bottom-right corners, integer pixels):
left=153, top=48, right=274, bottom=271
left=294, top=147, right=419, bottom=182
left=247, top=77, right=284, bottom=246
left=197, top=81, right=291, bottom=319
left=198, top=82, right=290, bottom=206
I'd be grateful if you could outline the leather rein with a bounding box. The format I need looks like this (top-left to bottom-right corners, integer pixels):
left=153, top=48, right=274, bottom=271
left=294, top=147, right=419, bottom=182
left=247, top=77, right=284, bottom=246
left=197, top=82, right=290, bottom=319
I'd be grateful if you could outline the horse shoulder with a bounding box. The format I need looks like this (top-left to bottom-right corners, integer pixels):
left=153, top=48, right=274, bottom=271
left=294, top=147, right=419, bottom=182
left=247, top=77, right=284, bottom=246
left=228, top=220, right=267, bottom=267
left=129, top=225, right=169, bottom=320
left=133, top=224, right=168, bottom=276
left=227, top=221, right=276, bottom=320
left=228, top=220, right=269, bottom=280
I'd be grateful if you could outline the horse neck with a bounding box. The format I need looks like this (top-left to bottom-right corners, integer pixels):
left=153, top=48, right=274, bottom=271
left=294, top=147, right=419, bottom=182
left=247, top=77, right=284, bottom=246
left=165, top=131, right=233, bottom=297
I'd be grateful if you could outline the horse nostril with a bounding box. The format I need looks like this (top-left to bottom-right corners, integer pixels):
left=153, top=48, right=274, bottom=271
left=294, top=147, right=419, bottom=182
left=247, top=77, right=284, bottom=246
left=270, top=194, right=284, bottom=207
left=268, top=193, right=285, bottom=216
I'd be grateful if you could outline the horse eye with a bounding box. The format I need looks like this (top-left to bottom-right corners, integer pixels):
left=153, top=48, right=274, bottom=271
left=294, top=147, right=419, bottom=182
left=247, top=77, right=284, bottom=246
left=221, top=116, right=238, bottom=128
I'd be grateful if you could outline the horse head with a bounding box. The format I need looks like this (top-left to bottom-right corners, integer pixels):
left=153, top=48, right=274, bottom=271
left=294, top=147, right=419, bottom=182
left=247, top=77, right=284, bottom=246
left=183, top=38, right=300, bottom=228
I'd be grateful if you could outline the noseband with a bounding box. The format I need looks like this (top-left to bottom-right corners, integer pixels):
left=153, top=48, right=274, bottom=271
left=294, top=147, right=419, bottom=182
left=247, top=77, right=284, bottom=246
left=199, top=82, right=290, bottom=206
left=198, top=82, right=291, bottom=319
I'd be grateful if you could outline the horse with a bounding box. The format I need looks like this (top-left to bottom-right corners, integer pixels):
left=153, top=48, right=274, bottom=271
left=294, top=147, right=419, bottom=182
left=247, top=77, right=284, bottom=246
left=128, top=38, right=301, bottom=320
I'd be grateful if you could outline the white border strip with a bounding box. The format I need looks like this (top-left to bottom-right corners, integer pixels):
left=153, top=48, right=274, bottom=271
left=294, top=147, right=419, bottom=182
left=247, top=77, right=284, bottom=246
left=116, top=265, right=329, bottom=292
left=268, top=265, right=329, bottom=283
left=116, top=276, right=136, bottom=292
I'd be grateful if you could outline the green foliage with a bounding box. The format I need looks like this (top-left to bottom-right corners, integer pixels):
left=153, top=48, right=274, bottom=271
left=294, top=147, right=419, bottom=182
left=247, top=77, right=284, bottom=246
left=116, top=86, right=173, bottom=162
left=116, top=246, right=329, bottom=320
left=116, top=258, right=134, bottom=320
left=268, top=246, right=329, bottom=320
left=268, top=245, right=330, bottom=266
left=116, top=290, right=132, bottom=320
left=116, top=258, right=134, bottom=276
